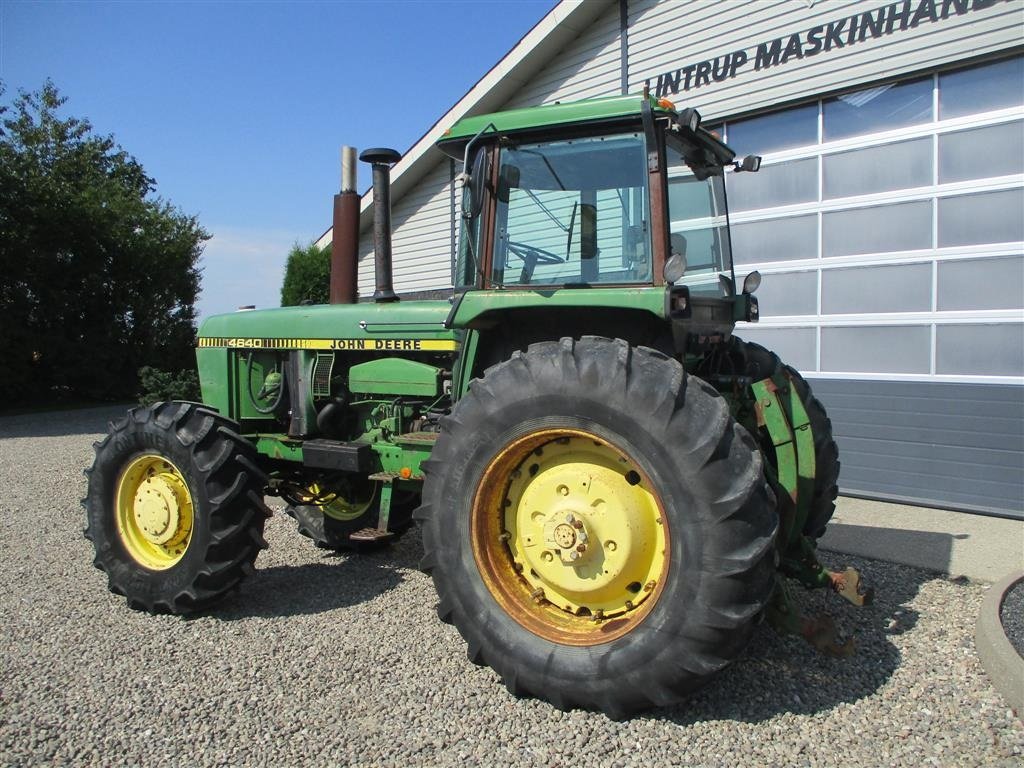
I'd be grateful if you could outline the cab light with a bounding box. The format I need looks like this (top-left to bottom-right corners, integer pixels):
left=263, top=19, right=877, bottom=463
left=657, top=97, right=676, bottom=110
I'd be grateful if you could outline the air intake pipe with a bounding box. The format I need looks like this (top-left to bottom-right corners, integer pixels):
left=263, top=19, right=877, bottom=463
left=359, top=147, right=401, bottom=303
left=330, top=146, right=360, bottom=304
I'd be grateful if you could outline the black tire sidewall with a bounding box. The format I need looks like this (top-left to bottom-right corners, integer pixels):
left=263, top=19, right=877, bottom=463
left=423, top=338, right=775, bottom=710
left=87, top=412, right=216, bottom=605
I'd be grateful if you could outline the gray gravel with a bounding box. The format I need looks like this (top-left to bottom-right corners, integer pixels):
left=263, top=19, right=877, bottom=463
left=1002, top=578, right=1024, bottom=660
left=1, top=405, right=1022, bottom=767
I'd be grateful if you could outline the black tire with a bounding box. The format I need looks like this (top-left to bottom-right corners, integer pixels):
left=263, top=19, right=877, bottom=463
left=417, top=336, right=777, bottom=718
left=735, top=340, right=840, bottom=540
left=84, top=401, right=270, bottom=614
left=285, top=484, right=416, bottom=551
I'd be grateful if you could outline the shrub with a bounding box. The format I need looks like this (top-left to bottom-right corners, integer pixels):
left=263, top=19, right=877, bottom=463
left=138, top=366, right=201, bottom=406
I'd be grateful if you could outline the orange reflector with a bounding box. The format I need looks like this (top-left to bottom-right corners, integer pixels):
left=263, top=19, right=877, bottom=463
left=657, top=98, right=676, bottom=110
left=400, top=467, right=413, bottom=479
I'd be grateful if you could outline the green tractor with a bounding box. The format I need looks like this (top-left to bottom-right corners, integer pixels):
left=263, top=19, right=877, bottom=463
left=84, top=91, right=869, bottom=718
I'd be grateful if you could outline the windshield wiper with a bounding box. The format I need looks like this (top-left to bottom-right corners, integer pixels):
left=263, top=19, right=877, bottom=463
left=523, top=188, right=570, bottom=233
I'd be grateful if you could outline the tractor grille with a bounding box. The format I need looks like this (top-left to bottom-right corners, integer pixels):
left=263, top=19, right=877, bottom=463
left=312, top=353, right=334, bottom=398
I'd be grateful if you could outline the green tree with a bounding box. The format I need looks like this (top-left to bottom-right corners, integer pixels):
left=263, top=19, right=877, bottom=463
left=0, top=81, right=207, bottom=404
left=280, top=241, right=330, bottom=306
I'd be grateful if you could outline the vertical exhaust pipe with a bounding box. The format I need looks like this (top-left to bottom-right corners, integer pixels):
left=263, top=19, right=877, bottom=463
left=330, top=146, right=359, bottom=304
left=359, top=147, right=401, bottom=303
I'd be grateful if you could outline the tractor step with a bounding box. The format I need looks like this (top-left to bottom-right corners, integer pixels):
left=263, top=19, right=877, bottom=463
left=349, top=527, right=394, bottom=543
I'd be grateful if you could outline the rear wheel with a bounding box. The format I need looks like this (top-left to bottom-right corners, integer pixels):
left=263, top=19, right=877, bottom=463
left=84, top=402, right=269, bottom=614
left=418, top=337, right=777, bottom=717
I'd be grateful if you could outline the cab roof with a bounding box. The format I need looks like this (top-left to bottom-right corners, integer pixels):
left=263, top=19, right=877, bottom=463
left=436, top=93, right=676, bottom=153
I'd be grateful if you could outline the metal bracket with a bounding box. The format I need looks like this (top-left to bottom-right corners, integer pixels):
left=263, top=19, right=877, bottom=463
left=767, top=578, right=856, bottom=658
left=349, top=473, right=397, bottom=543
left=829, top=567, right=875, bottom=607
left=751, top=374, right=816, bottom=550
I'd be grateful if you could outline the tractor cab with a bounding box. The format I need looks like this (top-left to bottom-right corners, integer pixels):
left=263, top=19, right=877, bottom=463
left=438, top=93, right=762, bottom=333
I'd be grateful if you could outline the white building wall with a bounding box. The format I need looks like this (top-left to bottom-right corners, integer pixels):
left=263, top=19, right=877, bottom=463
left=502, top=2, right=624, bottom=108
left=357, top=159, right=457, bottom=296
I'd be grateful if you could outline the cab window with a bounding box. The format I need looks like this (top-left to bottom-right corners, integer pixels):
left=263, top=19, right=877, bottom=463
left=492, top=133, right=651, bottom=287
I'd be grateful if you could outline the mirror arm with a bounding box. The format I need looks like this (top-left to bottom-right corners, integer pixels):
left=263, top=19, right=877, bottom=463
left=460, top=123, right=498, bottom=220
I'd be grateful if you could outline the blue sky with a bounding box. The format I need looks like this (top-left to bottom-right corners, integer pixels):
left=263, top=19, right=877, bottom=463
left=1, top=0, right=555, bottom=319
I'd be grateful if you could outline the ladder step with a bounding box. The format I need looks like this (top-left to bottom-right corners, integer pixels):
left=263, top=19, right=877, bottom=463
left=349, top=527, right=394, bottom=543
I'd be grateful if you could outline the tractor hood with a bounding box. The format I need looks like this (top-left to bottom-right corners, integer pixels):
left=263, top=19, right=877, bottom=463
left=197, top=301, right=458, bottom=353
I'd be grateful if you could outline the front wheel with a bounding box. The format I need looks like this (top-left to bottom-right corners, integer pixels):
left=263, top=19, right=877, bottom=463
left=418, top=337, right=777, bottom=717
left=84, top=402, right=269, bottom=614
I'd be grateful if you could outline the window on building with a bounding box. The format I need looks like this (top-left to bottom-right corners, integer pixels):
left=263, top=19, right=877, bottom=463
left=823, top=137, right=932, bottom=198
left=939, top=56, right=1024, bottom=119
left=723, top=54, right=1023, bottom=380
left=726, top=103, right=818, bottom=155
left=823, top=76, right=933, bottom=140
left=938, top=120, right=1024, bottom=182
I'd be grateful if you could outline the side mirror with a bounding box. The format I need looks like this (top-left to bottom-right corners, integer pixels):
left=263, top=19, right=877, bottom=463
left=733, top=154, right=761, bottom=173
left=462, top=149, right=489, bottom=220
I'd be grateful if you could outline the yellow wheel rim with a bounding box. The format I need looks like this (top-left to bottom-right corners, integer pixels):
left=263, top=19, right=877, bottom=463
left=115, top=454, right=194, bottom=570
left=313, top=482, right=376, bottom=522
left=472, top=429, right=669, bottom=646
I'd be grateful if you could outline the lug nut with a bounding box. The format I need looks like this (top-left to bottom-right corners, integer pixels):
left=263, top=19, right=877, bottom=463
left=576, top=544, right=586, bottom=553
left=572, top=519, right=584, bottom=530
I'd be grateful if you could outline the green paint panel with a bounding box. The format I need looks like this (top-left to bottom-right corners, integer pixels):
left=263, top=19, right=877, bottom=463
left=439, top=94, right=676, bottom=145
left=349, top=358, right=443, bottom=397
left=195, top=347, right=232, bottom=415
left=372, top=441, right=434, bottom=478
left=198, top=301, right=457, bottom=347
left=254, top=435, right=304, bottom=462
left=449, top=287, right=667, bottom=329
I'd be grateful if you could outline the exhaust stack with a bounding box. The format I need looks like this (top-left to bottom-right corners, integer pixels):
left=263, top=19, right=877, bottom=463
left=330, top=146, right=359, bottom=304
left=359, top=147, right=401, bottom=303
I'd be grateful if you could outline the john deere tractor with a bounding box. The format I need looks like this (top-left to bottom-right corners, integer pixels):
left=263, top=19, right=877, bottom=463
left=84, top=91, right=869, bottom=718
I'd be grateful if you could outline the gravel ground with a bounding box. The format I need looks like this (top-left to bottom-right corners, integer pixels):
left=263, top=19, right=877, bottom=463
left=1002, top=579, right=1024, bottom=660
left=1, top=405, right=1022, bottom=767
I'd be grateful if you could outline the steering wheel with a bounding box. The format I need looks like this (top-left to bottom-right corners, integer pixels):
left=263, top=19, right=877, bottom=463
left=506, top=241, right=564, bottom=265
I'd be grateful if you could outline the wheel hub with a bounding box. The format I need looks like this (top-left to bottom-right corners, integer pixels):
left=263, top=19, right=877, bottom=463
left=478, top=431, right=668, bottom=641
left=115, top=455, right=194, bottom=570
left=543, top=513, right=590, bottom=564
left=133, top=474, right=188, bottom=545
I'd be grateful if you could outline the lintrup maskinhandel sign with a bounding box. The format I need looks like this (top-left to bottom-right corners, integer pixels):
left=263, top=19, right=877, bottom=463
left=646, top=0, right=1009, bottom=97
